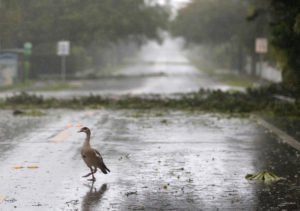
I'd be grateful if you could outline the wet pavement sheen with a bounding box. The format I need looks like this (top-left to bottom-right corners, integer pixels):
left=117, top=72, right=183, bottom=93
left=0, top=110, right=300, bottom=210
left=0, top=37, right=298, bottom=210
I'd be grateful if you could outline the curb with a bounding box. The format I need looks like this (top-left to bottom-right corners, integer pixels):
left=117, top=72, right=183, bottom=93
left=250, top=114, right=300, bottom=151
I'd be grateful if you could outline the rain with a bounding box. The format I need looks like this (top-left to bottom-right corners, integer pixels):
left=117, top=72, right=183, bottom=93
left=0, top=0, right=300, bottom=210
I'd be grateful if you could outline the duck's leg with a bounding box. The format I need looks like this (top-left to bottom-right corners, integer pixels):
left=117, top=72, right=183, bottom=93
left=82, top=167, right=97, bottom=178
left=93, top=167, right=97, bottom=174
left=82, top=172, right=93, bottom=177
left=88, top=167, right=96, bottom=181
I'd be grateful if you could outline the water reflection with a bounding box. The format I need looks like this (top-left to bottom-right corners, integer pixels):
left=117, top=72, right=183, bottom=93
left=81, top=182, right=107, bottom=211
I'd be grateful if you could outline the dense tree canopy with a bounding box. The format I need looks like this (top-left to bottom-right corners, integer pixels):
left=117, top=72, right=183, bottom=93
left=0, top=0, right=168, bottom=76
left=1, top=0, right=168, bottom=48
left=269, top=0, right=300, bottom=90
left=172, top=0, right=247, bottom=45
left=171, top=0, right=266, bottom=74
left=172, top=0, right=300, bottom=90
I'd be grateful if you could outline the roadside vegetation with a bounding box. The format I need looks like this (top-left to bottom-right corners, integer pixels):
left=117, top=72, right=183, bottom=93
left=1, top=84, right=298, bottom=115
left=171, top=0, right=300, bottom=92
left=0, top=0, right=169, bottom=78
left=1, top=84, right=299, bottom=140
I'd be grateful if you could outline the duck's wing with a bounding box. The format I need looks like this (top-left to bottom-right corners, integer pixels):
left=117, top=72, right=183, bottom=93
left=93, top=148, right=110, bottom=174
left=94, top=149, right=102, bottom=158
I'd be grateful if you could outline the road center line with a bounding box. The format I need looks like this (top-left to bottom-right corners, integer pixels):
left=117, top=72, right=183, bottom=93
left=49, top=130, right=70, bottom=143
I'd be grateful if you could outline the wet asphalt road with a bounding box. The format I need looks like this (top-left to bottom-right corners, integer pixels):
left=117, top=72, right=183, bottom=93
left=0, top=110, right=300, bottom=210
left=1, top=38, right=300, bottom=210
left=0, top=38, right=242, bottom=100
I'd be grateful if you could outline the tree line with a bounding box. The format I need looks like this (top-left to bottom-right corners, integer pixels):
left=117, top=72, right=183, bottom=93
left=0, top=0, right=168, bottom=77
left=171, top=0, right=300, bottom=92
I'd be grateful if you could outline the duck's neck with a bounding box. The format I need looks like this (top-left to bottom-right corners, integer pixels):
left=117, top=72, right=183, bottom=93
left=83, top=133, right=91, bottom=148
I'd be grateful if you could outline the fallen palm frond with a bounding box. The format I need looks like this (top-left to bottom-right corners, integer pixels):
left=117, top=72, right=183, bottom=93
left=245, top=170, right=284, bottom=183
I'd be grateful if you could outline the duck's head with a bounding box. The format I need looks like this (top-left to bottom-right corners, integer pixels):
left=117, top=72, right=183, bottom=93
left=78, top=127, right=91, bottom=135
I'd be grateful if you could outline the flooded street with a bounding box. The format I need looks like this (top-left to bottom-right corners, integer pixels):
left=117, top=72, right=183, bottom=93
left=0, top=38, right=299, bottom=211
left=0, top=110, right=300, bottom=210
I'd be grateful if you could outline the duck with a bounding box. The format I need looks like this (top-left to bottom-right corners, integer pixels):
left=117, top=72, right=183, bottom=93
left=78, top=127, right=110, bottom=181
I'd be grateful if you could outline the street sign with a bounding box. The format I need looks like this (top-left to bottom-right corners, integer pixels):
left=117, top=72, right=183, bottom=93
left=255, top=38, right=268, bottom=54
left=24, top=42, right=32, bottom=56
left=57, top=41, right=70, bottom=56
left=57, top=41, right=70, bottom=81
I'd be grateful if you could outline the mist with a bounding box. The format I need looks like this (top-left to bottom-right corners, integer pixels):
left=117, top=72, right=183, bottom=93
left=0, top=0, right=300, bottom=210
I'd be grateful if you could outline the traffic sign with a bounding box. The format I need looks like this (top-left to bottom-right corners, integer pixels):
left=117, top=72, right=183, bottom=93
left=24, top=42, right=32, bottom=56
left=57, top=41, right=70, bottom=56
left=255, top=38, right=268, bottom=54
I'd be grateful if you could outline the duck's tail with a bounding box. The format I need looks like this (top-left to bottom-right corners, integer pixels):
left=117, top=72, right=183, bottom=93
left=98, top=161, right=110, bottom=174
